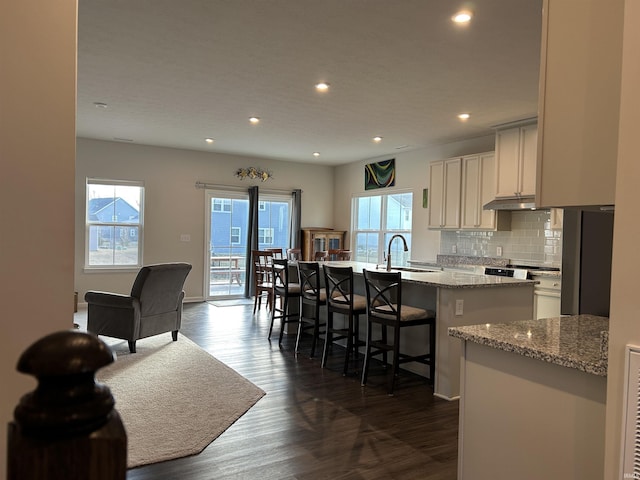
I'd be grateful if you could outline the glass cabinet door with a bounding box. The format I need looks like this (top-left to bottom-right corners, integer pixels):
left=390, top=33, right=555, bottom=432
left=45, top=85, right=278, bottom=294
left=313, top=236, right=326, bottom=252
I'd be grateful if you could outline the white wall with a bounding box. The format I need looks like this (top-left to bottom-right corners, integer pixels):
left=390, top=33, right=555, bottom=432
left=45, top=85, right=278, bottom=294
left=333, top=135, right=495, bottom=261
left=75, top=138, right=335, bottom=301
left=1, top=2, right=77, bottom=478
left=604, top=0, right=640, bottom=476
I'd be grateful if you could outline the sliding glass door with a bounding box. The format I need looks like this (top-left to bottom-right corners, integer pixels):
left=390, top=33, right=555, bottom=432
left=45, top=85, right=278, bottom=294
left=206, top=190, right=249, bottom=299
left=205, top=189, right=292, bottom=300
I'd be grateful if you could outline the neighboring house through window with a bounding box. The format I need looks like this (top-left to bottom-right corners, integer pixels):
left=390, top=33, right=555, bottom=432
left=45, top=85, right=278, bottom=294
left=351, top=191, right=413, bottom=265
left=86, top=179, right=144, bottom=268
left=258, top=227, right=274, bottom=245
left=230, top=227, right=241, bottom=245
left=213, top=198, right=232, bottom=212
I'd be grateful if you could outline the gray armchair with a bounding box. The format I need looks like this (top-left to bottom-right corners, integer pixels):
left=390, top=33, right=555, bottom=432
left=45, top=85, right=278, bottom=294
left=85, top=263, right=192, bottom=353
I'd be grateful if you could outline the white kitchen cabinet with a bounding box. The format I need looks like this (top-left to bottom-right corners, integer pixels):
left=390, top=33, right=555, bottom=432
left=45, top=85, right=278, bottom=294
left=461, top=153, right=511, bottom=231
left=536, top=0, right=622, bottom=208
left=495, top=123, right=537, bottom=199
left=550, top=208, right=563, bottom=230
left=533, top=275, right=562, bottom=319
left=428, top=158, right=461, bottom=229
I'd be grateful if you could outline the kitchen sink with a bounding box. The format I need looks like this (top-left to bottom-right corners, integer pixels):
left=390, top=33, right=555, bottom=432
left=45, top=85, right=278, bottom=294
left=392, top=267, right=439, bottom=273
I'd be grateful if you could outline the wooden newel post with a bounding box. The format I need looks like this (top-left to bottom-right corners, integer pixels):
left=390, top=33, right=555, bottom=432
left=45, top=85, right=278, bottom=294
left=7, top=331, right=127, bottom=479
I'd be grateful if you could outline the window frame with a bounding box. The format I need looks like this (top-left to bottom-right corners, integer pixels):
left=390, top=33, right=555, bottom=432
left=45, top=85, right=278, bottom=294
left=85, top=178, right=144, bottom=271
left=351, top=189, right=413, bottom=265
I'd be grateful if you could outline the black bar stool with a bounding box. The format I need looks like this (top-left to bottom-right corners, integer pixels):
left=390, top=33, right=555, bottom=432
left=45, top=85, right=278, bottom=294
left=361, top=269, right=436, bottom=395
left=296, top=261, right=326, bottom=357
left=321, top=264, right=367, bottom=375
left=269, top=258, right=301, bottom=345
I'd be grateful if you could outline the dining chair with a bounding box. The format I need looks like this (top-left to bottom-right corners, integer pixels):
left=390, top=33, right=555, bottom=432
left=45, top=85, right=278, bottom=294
left=314, top=250, right=329, bottom=261
left=251, top=250, right=274, bottom=314
left=321, top=264, right=367, bottom=375
left=269, top=258, right=301, bottom=345
left=296, top=261, right=327, bottom=357
left=328, top=249, right=352, bottom=261
left=265, top=247, right=283, bottom=259
left=361, top=269, right=436, bottom=395
left=286, top=248, right=302, bottom=261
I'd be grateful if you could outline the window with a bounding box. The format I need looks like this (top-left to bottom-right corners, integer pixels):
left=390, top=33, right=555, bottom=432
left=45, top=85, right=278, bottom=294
left=213, top=198, right=231, bottom=212
left=257, top=195, right=291, bottom=251
left=352, top=191, right=413, bottom=265
left=230, top=227, right=241, bottom=245
left=86, top=179, right=144, bottom=268
left=258, top=227, right=274, bottom=245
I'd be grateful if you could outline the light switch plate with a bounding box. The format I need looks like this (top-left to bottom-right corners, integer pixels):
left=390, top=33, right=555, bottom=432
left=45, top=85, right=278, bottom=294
left=180, top=234, right=191, bottom=242
left=455, top=299, right=464, bottom=316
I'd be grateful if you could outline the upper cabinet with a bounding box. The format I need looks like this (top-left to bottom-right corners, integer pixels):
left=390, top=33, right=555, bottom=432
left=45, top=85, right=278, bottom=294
left=430, top=153, right=510, bottom=231
left=495, top=123, right=538, bottom=199
left=536, top=0, right=623, bottom=207
left=428, top=158, right=461, bottom=229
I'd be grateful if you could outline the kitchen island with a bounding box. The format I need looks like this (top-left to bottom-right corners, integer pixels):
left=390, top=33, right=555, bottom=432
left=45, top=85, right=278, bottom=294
left=449, top=315, right=608, bottom=480
left=322, top=261, right=536, bottom=399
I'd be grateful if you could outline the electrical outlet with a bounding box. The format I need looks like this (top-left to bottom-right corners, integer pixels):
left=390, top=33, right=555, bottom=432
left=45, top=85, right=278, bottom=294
left=455, top=299, right=464, bottom=316
left=496, top=246, right=503, bottom=257
left=452, top=245, right=457, bottom=254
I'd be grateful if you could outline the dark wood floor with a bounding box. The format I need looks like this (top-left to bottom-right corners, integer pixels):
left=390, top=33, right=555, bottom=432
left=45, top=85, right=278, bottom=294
left=125, top=301, right=459, bottom=479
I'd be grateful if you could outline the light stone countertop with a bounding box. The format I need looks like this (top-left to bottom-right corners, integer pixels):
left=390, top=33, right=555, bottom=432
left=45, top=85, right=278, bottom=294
left=322, top=261, right=536, bottom=289
left=529, top=270, right=562, bottom=278
left=448, top=314, right=609, bottom=376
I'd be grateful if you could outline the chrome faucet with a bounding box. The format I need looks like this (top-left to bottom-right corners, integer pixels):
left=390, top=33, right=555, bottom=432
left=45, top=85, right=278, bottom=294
left=386, top=234, right=408, bottom=271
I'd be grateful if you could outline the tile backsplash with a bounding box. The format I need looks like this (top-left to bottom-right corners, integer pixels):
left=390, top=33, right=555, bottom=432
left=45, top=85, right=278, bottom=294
left=440, top=210, right=562, bottom=267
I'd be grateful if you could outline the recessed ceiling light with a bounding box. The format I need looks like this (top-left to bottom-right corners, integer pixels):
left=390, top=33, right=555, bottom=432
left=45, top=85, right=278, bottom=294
left=315, top=82, right=330, bottom=92
left=458, top=113, right=471, bottom=120
left=452, top=11, right=472, bottom=23
left=313, top=152, right=320, bottom=157
left=94, top=102, right=108, bottom=108
left=249, top=117, right=260, bottom=124
left=205, top=138, right=215, bottom=144
left=373, top=136, right=383, bottom=143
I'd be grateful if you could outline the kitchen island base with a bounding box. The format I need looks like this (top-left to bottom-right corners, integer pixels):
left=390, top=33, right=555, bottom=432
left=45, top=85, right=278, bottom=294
left=457, top=340, right=606, bottom=480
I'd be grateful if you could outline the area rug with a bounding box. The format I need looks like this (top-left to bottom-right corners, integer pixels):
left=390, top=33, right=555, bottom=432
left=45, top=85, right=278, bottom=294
left=96, top=334, right=265, bottom=468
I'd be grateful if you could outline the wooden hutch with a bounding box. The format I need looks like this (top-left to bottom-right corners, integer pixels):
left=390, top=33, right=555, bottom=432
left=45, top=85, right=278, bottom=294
left=301, top=228, right=346, bottom=261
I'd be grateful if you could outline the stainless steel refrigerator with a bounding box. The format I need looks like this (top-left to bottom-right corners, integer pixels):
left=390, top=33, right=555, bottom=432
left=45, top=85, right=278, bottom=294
left=561, top=208, right=614, bottom=317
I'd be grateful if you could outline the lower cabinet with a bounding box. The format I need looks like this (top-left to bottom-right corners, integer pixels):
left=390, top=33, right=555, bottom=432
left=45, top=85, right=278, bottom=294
left=533, top=275, right=562, bottom=319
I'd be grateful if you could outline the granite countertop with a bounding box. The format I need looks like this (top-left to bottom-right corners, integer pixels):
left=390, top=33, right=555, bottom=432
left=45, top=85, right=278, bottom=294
left=529, top=270, right=562, bottom=278
left=322, top=261, right=536, bottom=289
left=448, top=315, right=609, bottom=376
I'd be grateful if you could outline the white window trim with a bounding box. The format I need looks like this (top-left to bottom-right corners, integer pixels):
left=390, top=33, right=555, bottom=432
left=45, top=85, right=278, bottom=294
left=351, top=189, right=413, bottom=264
left=85, top=178, right=144, bottom=271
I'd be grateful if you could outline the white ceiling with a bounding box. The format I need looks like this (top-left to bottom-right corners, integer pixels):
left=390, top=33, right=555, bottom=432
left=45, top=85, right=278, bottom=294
left=77, top=0, right=543, bottom=166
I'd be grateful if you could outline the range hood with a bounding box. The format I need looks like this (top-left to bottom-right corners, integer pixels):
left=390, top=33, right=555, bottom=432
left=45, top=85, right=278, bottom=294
left=483, top=196, right=536, bottom=211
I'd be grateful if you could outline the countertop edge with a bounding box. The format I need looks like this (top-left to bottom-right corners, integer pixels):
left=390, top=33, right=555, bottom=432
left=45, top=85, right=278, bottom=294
left=448, top=319, right=608, bottom=377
